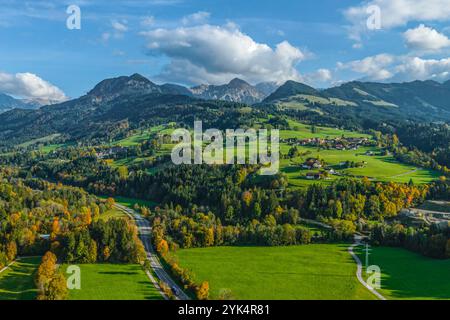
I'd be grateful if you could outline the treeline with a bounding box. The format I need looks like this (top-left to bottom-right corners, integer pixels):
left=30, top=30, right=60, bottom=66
left=371, top=222, right=450, bottom=259
left=27, top=152, right=430, bottom=233
left=55, top=218, right=146, bottom=264
left=372, top=122, right=450, bottom=176
left=0, top=168, right=106, bottom=268
left=289, top=178, right=427, bottom=222
left=149, top=206, right=314, bottom=250
left=0, top=167, right=145, bottom=271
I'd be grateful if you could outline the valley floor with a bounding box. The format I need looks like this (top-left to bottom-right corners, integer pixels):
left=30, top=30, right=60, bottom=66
left=170, top=244, right=377, bottom=300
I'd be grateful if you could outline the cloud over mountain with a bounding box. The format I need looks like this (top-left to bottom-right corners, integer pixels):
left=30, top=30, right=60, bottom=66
left=338, top=54, right=450, bottom=82
left=141, top=23, right=305, bottom=85
left=0, top=72, right=67, bottom=102
left=404, top=24, right=450, bottom=52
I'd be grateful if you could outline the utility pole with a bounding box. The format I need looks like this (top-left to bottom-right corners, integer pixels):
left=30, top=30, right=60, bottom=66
left=365, top=242, right=370, bottom=269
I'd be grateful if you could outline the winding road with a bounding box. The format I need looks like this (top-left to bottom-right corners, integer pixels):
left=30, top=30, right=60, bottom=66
left=115, top=204, right=190, bottom=300
left=348, top=236, right=386, bottom=301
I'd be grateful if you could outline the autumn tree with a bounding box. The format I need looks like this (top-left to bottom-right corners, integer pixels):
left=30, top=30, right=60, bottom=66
left=38, top=271, right=68, bottom=301
left=196, top=281, right=210, bottom=300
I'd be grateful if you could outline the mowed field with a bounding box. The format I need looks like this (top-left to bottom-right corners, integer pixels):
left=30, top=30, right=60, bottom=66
left=0, top=257, right=40, bottom=300
left=357, top=246, right=450, bottom=300
left=280, top=120, right=370, bottom=140
left=172, top=244, right=376, bottom=300
left=280, top=145, right=439, bottom=188
left=62, top=264, right=163, bottom=300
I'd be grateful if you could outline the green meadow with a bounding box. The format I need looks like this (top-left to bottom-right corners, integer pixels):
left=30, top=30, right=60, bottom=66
left=62, top=264, right=163, bottom=300
left=357, top=246, right=450, bottom=300
left=281, top=119, right=371, bottom=140
left=98, top=208, right=129, bottom=221
left=114, top=196, right=158, bottom=209
left=0, top=257, right=40, bottom=300
left=279, top=145, right=439, bottom=188
left=172, top=244, right=376, bottom=300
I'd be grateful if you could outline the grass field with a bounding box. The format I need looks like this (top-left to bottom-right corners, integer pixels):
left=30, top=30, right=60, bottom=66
left=357, top=246, right=450, bottom=300
left=18, top=134, right=61, bottom=148
left=112, top=125, right=175, bottom=147
left=115, top=196, right=158, bottom=209
left=0, top=257, right=40, bottom=300
left=280, top=145, right=439, bottom=188
left=281, top=120, right=370, bottom=140
left=62, top=264, right=163, bottom=300
left=98, top=208, right=128, bottom=221
left=172, top=244, right=376, bottom=300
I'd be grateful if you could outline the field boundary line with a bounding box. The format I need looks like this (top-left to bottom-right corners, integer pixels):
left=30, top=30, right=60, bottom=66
left=348, top=242, right=387, bottom=301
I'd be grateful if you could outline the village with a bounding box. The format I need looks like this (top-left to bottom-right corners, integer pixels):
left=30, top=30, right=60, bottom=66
left=281, top=136, right=372, bottom=151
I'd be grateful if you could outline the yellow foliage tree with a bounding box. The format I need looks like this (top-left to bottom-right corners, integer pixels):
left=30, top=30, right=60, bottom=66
left=196, top=281, right=210, bottom=300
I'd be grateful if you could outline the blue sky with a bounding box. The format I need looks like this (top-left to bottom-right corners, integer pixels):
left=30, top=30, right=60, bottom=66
left=1, top=0, right=450, bottom=101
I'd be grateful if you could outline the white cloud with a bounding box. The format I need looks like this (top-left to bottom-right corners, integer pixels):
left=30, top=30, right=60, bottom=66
left=0, top=72, right=67, bottom=102
left=112, top=20, right=128, bottom=32
left=338, top=54, right=450, bottom=82
left=181, top=11, right=210, bottom=26
left=338, top=54, right=395, bottom=81
left=141, top=24, right=305, bottom=85
left=393, top=56, right=450, bottom=81
left=404, top=24, right=450, bottom=52
left=344, top=0, right=450, bottom=42
left=303, top=69, right=333, bottom=86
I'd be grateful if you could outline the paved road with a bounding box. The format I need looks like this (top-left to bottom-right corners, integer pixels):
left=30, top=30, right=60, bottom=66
left=115, top=204, right=190, bottom=300
left=348, top=236, right=386, bottom=301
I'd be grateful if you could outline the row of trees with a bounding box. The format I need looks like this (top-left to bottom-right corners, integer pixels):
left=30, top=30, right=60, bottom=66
left=56, top=219, right=146, bottom=264
left=35, top=252, right=68, bottom=300
left=371, top=222, right=450, bottom=259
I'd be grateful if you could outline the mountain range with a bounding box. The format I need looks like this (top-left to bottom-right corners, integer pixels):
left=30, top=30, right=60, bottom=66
left=0, top=74, right=277, bottom=114
left=2, top=73, right=450, bottom=146
left=86, top=73, right=278, bottom=105
left=0, top=93, right=44, bottom=113
left=263, top=78, right=450, bottom=122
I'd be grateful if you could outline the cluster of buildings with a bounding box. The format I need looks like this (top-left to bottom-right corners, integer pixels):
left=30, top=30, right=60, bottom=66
left=302, top=157, right=339, bottom=180
left=281, top=137, right=370, bottom=151
left=96, top=146, right=128, bottom=159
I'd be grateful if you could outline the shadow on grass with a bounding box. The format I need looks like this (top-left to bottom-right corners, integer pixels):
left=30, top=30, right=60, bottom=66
left=0, top=258, right=40, bottom=300
left=98, top=271, right=139, bottom=275
left=355, top=246, right=450, bottom=300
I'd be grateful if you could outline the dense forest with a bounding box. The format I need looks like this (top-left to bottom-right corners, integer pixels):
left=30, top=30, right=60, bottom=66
left=0, top=167, right=144, bottom=271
